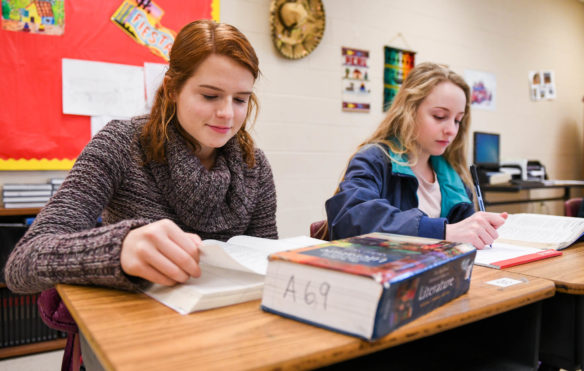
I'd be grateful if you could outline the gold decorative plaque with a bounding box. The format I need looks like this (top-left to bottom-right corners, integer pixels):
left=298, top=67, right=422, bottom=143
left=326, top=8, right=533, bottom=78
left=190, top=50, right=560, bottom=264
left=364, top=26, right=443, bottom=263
left=270, top=0, right=325, bottom=59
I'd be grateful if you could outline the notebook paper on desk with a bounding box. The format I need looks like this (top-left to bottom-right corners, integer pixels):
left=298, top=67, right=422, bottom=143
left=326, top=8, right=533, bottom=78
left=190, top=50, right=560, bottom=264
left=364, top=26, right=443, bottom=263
left=475, top=213, right=584, bottom=269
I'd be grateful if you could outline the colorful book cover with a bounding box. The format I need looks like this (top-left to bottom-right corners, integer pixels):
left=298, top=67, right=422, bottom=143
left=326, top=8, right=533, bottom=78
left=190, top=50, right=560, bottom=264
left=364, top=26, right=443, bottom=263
left=270, top=232, right=474, bottom=282
left=262, top=232, right=476, bottom=340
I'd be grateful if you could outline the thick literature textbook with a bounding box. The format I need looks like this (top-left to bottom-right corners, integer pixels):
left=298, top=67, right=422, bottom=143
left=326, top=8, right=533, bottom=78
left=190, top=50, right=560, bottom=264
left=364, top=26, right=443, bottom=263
left=143, top=235, right=325, bottom=314
left=474, top=213, right=584, bottom=269
left=260, top=232, right=476, bottom=340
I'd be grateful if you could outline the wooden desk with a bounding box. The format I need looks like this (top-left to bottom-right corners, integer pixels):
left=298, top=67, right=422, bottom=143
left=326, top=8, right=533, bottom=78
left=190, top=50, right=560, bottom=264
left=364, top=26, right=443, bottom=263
left=505, top=243, right=584, bottom=295
left=57, top=266, right=554, bottom=371
left=482, top=181, right=584, bottom=208
left=505, top=243, right=584, bottom=370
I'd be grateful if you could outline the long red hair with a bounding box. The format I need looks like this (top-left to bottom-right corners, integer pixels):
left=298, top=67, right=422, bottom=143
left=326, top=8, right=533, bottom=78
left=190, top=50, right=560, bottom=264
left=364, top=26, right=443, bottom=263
left=141, top=19, right=260, bottom=167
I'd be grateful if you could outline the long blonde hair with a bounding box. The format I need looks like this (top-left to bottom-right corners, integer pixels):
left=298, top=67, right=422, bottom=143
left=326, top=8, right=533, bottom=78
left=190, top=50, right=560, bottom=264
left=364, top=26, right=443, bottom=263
left=355, top=62, right=472, bottom=187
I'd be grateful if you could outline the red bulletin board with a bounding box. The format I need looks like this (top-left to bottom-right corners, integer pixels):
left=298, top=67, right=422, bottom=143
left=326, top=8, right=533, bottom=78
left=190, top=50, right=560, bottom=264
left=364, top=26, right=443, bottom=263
left=0, top=0, right=219, bottom=170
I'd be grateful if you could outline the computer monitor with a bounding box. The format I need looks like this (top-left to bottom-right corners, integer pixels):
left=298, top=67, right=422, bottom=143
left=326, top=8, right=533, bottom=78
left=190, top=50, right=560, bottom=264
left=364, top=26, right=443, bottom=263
left=473, top=131, right=500, bottom=169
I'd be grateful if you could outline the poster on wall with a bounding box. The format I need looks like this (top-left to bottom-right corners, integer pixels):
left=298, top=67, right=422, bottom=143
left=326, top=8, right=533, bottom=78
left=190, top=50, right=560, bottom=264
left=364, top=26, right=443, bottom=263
left=0, top=0, right=218, bottom=170
left=383, top=46, right=415, bottom=111
left=464, top=69, right=496, bottom=111
left=529, top=70, right=556, bottom=101
left=111, top=0, right=176, bottom=61
left=341, top=47, right=370, bottom=113
left=2, top=0, right=65, bottom=35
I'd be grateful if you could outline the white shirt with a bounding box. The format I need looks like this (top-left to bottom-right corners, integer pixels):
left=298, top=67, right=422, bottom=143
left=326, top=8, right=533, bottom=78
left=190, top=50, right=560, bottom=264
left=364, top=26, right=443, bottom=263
left=413, top=170, right=442, bottom=218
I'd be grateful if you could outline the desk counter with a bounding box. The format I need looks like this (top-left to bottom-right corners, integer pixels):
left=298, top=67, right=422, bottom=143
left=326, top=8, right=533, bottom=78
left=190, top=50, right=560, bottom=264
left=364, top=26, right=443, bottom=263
left=505, top=243, right=584, bottom=294
left=57, top=266, right=554, bottom=371
left=482, top=181, right=584, bottom=208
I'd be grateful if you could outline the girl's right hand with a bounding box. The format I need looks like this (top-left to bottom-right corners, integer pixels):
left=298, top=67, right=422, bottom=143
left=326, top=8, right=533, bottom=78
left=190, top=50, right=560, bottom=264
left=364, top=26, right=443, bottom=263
left=445, top=212, right=508, bottom=249
left=120, top=219, right=202, bottom=286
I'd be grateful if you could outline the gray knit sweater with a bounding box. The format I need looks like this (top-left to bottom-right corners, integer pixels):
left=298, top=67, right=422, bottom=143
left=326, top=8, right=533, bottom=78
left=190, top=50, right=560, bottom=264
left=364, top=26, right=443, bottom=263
left=4, top=115, right=278, bottom=294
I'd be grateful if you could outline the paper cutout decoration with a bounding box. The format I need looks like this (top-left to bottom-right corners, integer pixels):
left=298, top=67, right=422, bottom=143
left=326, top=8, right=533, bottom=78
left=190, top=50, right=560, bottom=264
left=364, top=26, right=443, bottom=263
left=341, top=47, right=370, bottom=113
left=111, top=0, right=176, bottom=61
left=383, top=46, right=415, bottom=111
left=2, top=0, right=65, bottom=35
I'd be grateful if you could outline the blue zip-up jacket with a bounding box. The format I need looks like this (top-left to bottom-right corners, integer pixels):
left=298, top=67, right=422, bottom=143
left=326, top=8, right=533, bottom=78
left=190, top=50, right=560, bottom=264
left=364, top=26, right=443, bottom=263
left=326, top=143, right=475, bottom=240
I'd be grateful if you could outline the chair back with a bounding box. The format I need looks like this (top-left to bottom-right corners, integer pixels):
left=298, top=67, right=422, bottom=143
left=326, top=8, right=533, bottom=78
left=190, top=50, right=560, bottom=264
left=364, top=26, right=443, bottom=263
left=564, top=197, right=583, bottom=217
left=310, top=220, right=330, bottom=241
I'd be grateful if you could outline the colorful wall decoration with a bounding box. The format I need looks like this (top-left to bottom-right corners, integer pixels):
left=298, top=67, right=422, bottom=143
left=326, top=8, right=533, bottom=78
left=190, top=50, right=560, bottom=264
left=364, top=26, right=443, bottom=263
left=2, top=0, right=65, bottom=35
left=529, top=70, right=556, bottom=101
left=383, top=46, right=415, bottom=112
left=464, top=69, right=496, bottom=111
left=111, top=0, right=175, bottom=61
left=341, top=47, right=370, bottom=113
left=0, top=0, right=218, bottom=170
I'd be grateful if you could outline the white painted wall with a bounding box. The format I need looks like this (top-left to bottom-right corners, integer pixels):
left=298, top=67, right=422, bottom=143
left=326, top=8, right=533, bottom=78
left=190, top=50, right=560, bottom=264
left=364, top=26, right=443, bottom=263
left=221, top=0, right=584, bottom=236
left=2, top=0, right=584, bottom=238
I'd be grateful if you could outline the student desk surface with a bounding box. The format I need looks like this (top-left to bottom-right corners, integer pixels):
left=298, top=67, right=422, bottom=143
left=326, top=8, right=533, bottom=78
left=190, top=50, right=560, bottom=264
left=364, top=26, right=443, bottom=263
left=56, top=266, right=554, bottom=371
left=504, top=242, right=584, bottom=294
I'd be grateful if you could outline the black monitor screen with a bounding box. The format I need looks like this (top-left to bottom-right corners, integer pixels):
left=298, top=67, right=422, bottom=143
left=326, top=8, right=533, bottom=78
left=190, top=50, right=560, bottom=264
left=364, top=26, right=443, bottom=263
left=473, top=132, right=500, bottom=168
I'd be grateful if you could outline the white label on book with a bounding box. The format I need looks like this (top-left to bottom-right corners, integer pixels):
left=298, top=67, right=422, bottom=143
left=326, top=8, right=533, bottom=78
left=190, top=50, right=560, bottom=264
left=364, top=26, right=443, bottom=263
left=485, top=278, right=523, bottom=288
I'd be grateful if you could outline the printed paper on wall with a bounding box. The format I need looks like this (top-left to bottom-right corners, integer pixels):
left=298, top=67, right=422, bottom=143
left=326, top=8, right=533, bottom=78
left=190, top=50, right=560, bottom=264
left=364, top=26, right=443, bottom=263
left=529, top=70, right=556, bottom=101
left=464, top=69, right=496, bottom=111
left=144, top=62, right=168, bottom=109
left=341, top=47, right=370, bottom=113
left=62, top=58, right=147, bottom=117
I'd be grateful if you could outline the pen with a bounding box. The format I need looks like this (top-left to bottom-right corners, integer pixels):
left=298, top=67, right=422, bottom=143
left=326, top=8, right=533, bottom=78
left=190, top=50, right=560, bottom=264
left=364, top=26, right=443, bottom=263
left=470, top=164, right=491, bottom=249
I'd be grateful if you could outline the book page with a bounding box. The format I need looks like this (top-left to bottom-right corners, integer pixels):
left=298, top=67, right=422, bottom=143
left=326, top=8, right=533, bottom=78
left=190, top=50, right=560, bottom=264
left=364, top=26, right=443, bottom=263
left=144, top=266, right=264, bottom=314
left=496, top=213, right=584, bottom=249
left=227, top=235, right=325, bottom=251
left=200, top=236, right=326, bottom=275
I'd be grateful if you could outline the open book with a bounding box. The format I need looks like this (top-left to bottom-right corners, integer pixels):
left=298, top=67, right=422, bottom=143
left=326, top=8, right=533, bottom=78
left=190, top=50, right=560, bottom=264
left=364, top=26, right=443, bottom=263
left=474, top=213, right=584, bottom=269
left=143, top=235, right=325, bottom=314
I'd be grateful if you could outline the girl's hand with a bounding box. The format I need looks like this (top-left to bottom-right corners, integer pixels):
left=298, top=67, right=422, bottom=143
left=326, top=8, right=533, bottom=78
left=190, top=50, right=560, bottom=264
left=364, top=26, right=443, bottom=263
left=120, top=219, right=202, bottom=285
left=445, top=212, right=508, bottom=249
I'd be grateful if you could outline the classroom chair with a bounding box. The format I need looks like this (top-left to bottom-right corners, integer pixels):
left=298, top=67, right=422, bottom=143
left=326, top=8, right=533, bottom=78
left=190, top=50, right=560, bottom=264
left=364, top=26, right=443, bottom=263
left=310, top=220, right=329, bottom=240
left=564, top=197, right=583, bottom=217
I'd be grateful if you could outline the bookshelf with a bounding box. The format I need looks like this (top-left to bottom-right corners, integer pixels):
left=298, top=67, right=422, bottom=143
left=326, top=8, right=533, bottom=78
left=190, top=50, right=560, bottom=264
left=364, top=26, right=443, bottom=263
left=0, top=207, right=67, bottom=359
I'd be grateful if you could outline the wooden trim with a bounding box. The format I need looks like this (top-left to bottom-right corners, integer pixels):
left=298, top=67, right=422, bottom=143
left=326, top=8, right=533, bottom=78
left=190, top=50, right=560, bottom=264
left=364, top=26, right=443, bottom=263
left=0, top=338, right=66, bottom=359
left=0, top=208, right=41, bottom=217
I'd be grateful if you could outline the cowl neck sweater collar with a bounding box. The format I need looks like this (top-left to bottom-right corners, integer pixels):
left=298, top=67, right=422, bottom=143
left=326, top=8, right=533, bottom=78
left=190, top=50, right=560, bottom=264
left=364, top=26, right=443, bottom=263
left=148, top=123, right=254, bottom=232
